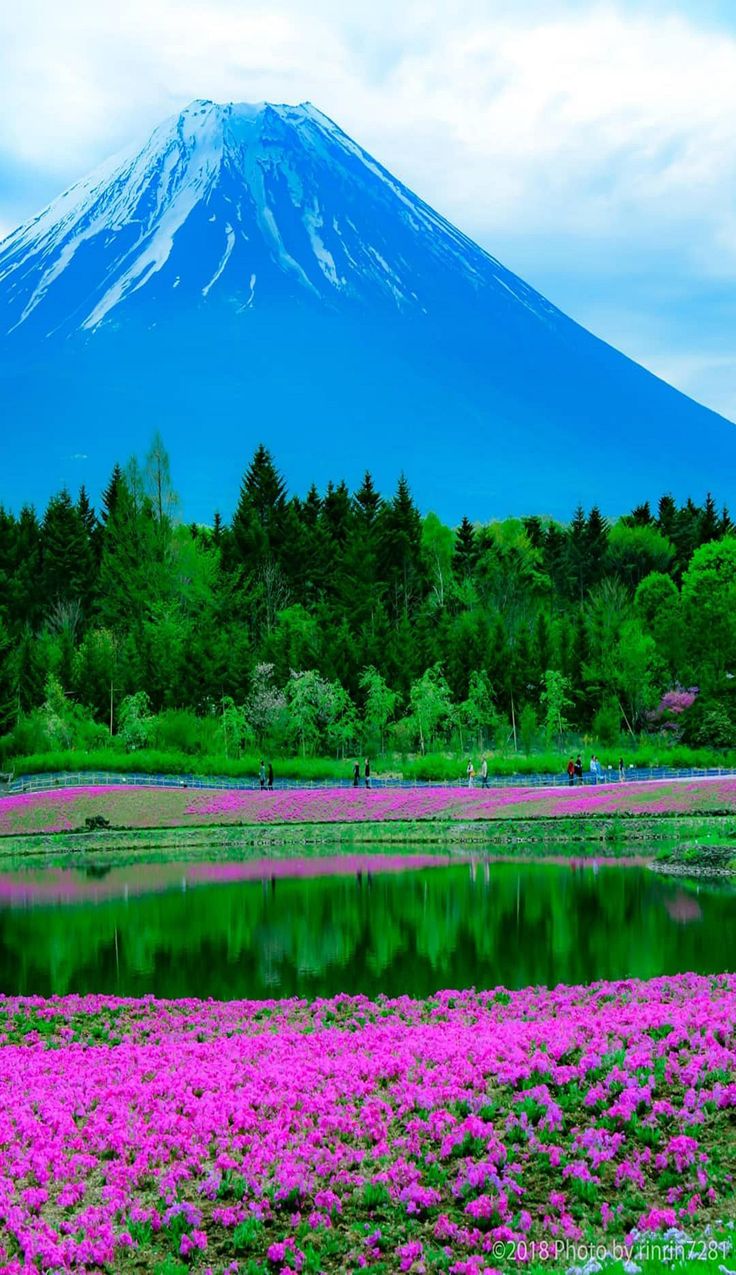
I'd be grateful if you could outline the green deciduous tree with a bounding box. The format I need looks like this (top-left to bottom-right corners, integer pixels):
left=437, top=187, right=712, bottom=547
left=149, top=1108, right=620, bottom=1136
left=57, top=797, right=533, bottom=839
left=408, top=665, right=453, bottom=754
left=359, top=666, right=399, bottom=753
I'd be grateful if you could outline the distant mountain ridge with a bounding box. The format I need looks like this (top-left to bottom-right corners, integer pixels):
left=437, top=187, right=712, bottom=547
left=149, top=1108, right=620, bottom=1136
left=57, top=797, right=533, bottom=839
left=0, top=99, right=733, bottom=519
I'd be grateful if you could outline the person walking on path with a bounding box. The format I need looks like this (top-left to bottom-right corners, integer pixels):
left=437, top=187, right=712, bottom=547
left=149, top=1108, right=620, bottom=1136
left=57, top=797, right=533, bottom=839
left=618, top=756, right=625, bottom=782
left=259, top=760, right=266, bottom=790
left=566, top=758, right=575, bottom=786
left=267, top=762, right=274, bottom=790
left=590, top=755, right=598, bottom=785
left=574, top=755, right=583, bottom=785
left=467, top=760, right=475, bottom=788
left=352, top=761, right=360, bottom=787
left=364, top=758, right=371, bottom=789
left=480, top=757, right=489, bottom=788
left=595, top=756, right=604, bottom=784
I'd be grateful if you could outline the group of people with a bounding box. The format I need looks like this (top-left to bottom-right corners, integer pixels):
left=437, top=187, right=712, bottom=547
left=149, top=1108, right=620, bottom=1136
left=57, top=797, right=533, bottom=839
left=566, top=755, right=627, bottom=785
left=465, top=757, right=489, bottom=788
left=353, top=759, right=372, bottom=788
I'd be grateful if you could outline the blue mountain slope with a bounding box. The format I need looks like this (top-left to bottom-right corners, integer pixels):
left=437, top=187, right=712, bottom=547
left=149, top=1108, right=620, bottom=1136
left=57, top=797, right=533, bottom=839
left=0, top=98, right=733, bottom=519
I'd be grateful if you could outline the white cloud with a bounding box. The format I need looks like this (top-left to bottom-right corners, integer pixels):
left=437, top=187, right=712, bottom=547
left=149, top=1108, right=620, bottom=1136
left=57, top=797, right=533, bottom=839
left=0, top=0, right=735, bottom=411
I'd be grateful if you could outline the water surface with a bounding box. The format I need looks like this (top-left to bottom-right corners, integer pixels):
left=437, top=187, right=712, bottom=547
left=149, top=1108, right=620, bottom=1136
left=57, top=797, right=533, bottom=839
left=0, top=854, right=732, bottom=998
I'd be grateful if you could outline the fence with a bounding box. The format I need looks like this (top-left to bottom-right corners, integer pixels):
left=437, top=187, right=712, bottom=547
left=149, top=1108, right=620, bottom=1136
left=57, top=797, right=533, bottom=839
left=3, top=766, right=736, bottom=798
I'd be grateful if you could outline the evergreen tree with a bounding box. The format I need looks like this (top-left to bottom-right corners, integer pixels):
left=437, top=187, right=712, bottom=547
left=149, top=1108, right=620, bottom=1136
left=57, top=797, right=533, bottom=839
left=353, top=472, right=382, bottom=530
left=7, top=507, right=43, bottom=631
left=101, top=463, right=124, bottom=524
left=656, top=494, right=677, bottom=539
left=453, top=516, right=477, bottom=579
left=585, top=506, right=609, bottom=587
left=699, top=493, right=720, bottom=545
left=565, top=505, right=589, bottom=602
left=97, top=473, right=159, bottom=630
left=379, top=475, right=423, bottom=621
left=629, top=501, right=653, bottom=527
left=0, top=620, right=15, bottom=732
left=320, top=480, right=351, bottom=546
left=230, top=444, right=287, bottom=573
left=41, top=490, right=92, bottom=611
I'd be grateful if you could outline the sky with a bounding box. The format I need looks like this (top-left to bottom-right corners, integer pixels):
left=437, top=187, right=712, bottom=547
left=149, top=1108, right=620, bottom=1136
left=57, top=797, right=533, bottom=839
left=1, top=0, right=735, bottom=422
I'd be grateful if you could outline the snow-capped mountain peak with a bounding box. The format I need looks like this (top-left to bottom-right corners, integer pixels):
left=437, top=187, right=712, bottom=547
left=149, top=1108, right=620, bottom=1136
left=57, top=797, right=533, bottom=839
left=0, top=98, right=551, bottom=339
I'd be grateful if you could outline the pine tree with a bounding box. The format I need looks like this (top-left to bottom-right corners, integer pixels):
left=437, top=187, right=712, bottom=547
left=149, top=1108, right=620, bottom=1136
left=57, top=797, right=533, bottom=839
left=453, top=516, right=477, bottom=579
left=565, top=505, right=589, bottom=603
left=353, top=472, right=382, bottom=529
left=0, top=620, right=15, bottom=732
left=231, top=445, right=287, bottom=572
left=699, top=492, right=720, bottom=545
left=8, top=507, right=43, bottom=630
left=629, top=501, right=652, bottom=527
left=97, top=473, right=159, bottom=630
left=41, top=490, right=92, bottom=611
left=0, top=508, right=16, bottom=627
left=522, top=515, right=545, bottom=549
left=656, top=494, right=677, bottom=538
left=320, top=480, right=351, bottom=546
left=101, top=463, right=124, bottom=524
left=379, top=475, right=423, bottom=621
left=585, top=506, right=609, bottom=587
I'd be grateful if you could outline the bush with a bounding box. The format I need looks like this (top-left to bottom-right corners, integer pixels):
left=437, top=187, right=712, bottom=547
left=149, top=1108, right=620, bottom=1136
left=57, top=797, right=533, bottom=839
left=151, top=710, right=221, bottom=756
left=592, top=702, right=621, bottom=747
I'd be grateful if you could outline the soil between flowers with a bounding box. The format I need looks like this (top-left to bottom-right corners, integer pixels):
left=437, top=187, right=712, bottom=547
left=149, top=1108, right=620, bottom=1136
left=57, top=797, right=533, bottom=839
left=0, top=975, right=735, bottom=1273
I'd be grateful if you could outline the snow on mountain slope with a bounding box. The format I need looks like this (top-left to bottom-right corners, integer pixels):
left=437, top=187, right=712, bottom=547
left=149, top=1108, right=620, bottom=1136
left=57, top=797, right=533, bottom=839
left=0, top=99, right=555, bottom=338
left=0, top=99, right=734, bottom=520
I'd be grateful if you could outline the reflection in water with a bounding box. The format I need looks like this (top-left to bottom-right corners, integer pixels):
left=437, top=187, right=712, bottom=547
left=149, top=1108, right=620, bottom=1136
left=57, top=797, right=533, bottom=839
left=664, top=891, right=704, bottom=924
left=0, top=857, right=732, bottom=999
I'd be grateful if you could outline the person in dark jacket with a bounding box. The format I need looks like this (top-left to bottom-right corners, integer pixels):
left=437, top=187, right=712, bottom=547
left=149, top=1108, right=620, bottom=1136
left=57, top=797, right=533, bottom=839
left=574, top=756, right=583, bottom=785
left=364, top=758, right=371, bottom=789
left=259, top=760, right=266, bottom=790
left=352, top=762, right=360, bottom=787
left=267, top=762, right=274, bottom=790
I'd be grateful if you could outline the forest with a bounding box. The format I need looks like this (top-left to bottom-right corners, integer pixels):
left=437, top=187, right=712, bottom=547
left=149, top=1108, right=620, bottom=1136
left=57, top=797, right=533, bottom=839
left=0, top=435, right=735, bottom=768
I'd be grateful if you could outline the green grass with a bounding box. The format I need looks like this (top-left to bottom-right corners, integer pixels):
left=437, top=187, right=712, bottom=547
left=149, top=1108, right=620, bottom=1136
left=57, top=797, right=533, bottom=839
left=5, top=740, right=736, bottom=784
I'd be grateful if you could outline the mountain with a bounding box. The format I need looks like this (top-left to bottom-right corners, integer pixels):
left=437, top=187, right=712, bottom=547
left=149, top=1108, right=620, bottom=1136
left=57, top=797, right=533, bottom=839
left=0, top=98, right=733, bottom=520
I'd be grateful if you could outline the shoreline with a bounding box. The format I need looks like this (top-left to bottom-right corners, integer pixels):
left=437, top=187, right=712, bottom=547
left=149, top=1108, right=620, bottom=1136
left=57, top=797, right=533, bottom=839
left=0, top=812, right=735, bottom=868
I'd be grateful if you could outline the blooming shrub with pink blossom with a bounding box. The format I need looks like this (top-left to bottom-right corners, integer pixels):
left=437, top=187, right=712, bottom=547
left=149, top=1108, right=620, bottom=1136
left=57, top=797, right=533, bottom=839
left=2, top=776, right=736, bottom=837
left=0, top=974, right=735, bottom=1271
left=648, top=687, right=699, bottom=734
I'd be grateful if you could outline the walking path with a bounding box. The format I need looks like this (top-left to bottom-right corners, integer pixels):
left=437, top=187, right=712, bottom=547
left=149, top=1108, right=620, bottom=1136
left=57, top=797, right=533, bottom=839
left=2, top=765, right=735, bottom=799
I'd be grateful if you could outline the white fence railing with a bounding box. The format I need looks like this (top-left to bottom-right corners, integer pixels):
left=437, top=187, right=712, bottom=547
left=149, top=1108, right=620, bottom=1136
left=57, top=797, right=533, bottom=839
left=2, top=766, right=736, bottom=799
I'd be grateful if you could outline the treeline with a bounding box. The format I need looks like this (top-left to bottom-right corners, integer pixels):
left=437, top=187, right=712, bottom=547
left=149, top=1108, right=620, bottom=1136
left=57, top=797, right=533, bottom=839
left=0, top=434, right=735, bottom=760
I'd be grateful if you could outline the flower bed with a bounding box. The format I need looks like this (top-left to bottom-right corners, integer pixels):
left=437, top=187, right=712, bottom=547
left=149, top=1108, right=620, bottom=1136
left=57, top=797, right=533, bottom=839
left=0, top=974, right=735, bottom=1271
left=2, top=776, right=736, bottom=837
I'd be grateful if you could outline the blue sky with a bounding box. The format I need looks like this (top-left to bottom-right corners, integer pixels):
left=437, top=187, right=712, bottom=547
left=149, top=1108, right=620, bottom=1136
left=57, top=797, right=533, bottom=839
left=1, top=0, right=734, bottom=422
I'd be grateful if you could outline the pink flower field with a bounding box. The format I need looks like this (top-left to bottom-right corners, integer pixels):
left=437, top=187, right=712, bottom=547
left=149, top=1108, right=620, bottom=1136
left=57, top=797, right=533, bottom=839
left=1, top=776, right=736, bottom=837
left=0, top=975, right=734, bottom=1272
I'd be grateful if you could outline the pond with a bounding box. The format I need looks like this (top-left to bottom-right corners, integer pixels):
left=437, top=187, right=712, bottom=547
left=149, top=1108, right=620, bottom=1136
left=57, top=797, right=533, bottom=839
left=0, top=852, right=733, bottom=999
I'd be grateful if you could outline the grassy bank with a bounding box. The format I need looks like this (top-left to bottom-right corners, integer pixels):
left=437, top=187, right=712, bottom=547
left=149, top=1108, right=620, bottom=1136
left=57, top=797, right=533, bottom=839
left=3, top=777, right=736, bottom=840
left=0, top=813, right=734, bottom=871
left=4, top=741, right=736, bottom=784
